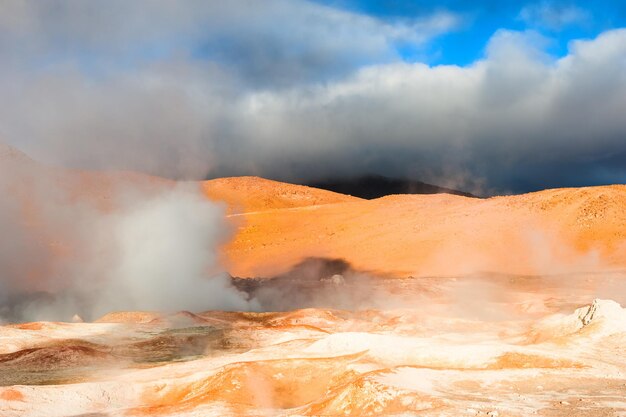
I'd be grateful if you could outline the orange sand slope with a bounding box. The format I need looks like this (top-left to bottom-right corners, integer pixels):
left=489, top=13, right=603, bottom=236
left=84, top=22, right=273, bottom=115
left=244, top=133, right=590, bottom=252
left=202, top=176, right=360, bottom=213
left=3, top=143, right=626, bottom=279
left=223, top=185, right=626, bottom=278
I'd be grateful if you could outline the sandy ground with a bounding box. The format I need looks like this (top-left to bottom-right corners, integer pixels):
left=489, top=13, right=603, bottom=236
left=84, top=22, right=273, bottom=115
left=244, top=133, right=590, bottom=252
left=202, top=176, right=360, bottom=214
left=223, top=184, right=626, bottom=278
left=1, top=275, right=626, bottom=416
left=2, top=146, right=626, bottom=415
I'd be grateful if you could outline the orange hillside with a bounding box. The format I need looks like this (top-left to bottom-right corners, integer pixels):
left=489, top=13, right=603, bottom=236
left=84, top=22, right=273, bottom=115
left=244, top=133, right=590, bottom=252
left=202, top=176, right=360, bottom=213
left=222, top=185, right=626, bottom=278
left=3, top=143, right=625, bottom=280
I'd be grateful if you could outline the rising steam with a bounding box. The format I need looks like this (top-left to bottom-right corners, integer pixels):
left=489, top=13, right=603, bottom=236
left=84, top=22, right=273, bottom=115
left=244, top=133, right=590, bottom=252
left=91, top=185, right=255, bottom=316
left=0, top=147, right=254, bottom=322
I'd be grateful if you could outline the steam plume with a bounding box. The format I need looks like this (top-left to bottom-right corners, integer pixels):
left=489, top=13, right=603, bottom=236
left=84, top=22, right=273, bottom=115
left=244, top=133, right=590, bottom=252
left=0, top=147, right=254, bottom=322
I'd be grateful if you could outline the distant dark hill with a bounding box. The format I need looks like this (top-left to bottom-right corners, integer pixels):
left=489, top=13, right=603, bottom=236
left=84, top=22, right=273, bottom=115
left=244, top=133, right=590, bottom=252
left=307, top=175, right=476, bottom=199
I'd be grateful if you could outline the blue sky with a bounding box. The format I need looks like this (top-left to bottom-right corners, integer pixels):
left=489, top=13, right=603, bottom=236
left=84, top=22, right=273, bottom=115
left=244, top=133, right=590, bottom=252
left=317, top=0, right=626, bottom=64
left=0, top=0, right=625, bottom=194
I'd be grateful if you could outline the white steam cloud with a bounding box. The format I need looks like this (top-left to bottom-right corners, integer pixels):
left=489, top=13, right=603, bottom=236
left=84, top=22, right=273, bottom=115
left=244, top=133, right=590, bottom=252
left=93, top=185, right=254, bottom=315
left=0, top=148, right=254, bottom=322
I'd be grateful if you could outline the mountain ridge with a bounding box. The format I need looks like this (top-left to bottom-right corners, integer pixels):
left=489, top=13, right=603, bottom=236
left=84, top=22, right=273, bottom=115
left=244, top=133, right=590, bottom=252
left=307, top=174, right=476, bottom=199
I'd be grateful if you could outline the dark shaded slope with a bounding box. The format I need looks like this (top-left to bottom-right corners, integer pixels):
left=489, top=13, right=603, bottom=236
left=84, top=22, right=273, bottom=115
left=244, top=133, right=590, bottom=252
left=307, top=175, right=476, bottom=199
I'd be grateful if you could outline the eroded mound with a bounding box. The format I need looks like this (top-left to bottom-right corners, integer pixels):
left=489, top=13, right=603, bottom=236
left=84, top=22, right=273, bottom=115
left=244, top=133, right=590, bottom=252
left=528, top=299, right=626, bottom=343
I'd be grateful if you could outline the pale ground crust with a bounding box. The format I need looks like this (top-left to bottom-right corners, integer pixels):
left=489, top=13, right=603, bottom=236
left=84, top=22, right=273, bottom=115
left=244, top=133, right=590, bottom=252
left=1, top=276, right=626, bottom=417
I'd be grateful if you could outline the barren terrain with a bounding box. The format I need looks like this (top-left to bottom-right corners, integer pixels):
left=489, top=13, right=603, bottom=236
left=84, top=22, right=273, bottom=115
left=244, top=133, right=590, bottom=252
left=2, top=275, right=626, bottom=416
left=222, top=181, right=626, bottom=278
left=1, top=147, right=626, bottom=416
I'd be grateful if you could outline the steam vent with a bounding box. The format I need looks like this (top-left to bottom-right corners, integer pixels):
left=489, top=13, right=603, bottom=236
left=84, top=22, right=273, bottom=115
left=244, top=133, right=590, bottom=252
left=2, top=1, right=626, bottom=416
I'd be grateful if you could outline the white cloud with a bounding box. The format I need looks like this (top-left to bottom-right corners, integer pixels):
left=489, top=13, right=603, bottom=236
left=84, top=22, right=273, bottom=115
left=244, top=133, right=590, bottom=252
left=229, top=28, right=626, bottom=191
left=0, top=2, right=624, bottom=193
left=0, top=0, right=460, bottom=86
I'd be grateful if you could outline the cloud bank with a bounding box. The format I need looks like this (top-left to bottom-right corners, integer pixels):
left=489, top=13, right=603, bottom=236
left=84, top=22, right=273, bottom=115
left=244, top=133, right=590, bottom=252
left=0, top=1, right=625, bottom=193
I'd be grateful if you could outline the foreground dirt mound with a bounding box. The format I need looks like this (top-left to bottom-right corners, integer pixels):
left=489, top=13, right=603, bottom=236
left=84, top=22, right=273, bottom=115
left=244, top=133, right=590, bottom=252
left=528, top=299, right=626, bottom=343
left=303, top=370, right=444, bottom=417
left=0, top=345, right=112, bottom=370
left=137, top=354, right=362, bottom=415
left=0, top=343, right=119, bottom=385
left=95, top=311, right=162, bottom=324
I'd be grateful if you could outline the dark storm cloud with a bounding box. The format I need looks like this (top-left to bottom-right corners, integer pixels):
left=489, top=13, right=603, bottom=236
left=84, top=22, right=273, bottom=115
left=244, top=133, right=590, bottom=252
left=0, top=1, right=625, bottom=193
left=0, top=0, right=458, bottom=178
